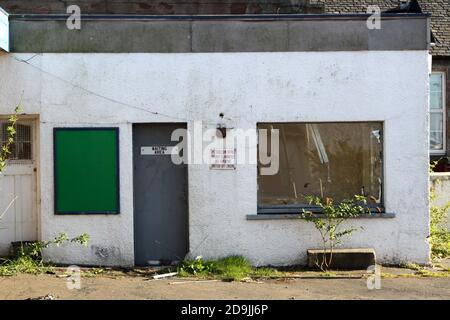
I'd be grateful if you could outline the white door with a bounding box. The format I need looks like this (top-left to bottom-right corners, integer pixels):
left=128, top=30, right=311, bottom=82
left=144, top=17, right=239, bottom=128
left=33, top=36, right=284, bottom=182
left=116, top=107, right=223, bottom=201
left=0, top=119, right=38, bottom=256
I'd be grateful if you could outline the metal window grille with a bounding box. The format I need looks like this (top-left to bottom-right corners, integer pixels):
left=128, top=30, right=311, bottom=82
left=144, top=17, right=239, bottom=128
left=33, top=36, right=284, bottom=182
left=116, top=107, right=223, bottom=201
left=0, top=120, right=33, bottom=162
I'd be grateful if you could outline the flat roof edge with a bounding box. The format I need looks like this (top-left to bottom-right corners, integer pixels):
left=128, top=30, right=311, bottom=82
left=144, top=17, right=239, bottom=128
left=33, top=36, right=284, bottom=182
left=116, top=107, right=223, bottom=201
left=9, top=13, right=431, bottom=21
left=9, top=15, right=430, bottom=53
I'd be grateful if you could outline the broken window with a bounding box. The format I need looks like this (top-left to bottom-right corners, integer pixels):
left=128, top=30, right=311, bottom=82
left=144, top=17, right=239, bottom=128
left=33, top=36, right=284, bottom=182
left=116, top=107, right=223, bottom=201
left=430, top=72, right=446, bottom=154
left=257, top=122, right=383, bottom=211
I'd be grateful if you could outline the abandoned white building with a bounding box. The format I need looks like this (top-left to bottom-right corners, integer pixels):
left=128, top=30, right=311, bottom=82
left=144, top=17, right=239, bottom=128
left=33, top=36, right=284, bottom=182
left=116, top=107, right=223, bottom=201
left=0, top=7, right=431, bottom=266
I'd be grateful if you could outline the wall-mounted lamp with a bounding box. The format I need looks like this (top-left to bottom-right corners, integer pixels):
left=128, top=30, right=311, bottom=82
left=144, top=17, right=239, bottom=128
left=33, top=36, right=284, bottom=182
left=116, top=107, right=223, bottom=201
left=216, top=113, right=227, bottom=138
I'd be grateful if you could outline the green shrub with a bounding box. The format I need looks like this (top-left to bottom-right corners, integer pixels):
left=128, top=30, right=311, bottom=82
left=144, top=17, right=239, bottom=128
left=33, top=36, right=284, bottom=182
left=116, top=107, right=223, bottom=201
left=0, top=255, right=52, bottom=276
left=430, top=196, right=450, bottom=259
left=178, top=256, right=214, bottom=276
left=177, top=256, right=276, bottom=281
left=429, top=161, right=450, bottom=260
left=0, top=232, right=89, bottom=276
left=209, top=256, right=253, bottom=281
left=301, top=195, right=369, bottom=271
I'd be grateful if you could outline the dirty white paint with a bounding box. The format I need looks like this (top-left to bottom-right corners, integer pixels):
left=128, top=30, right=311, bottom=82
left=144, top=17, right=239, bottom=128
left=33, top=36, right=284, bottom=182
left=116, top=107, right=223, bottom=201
left=0, top=118, right=38, bottom=256
left=0, top=51, right=430, bottom=266
left=0, top=165, right=38, bottom=255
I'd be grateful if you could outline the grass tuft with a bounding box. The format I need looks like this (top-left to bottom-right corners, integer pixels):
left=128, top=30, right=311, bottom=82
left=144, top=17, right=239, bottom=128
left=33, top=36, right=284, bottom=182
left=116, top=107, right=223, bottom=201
left=177, top=256, right=278, bottom=281
left=0, top=256, right=53, bottom=276
left=400, top=262, right=422, bottom=271
left=83, top=268, right=105, bottom=278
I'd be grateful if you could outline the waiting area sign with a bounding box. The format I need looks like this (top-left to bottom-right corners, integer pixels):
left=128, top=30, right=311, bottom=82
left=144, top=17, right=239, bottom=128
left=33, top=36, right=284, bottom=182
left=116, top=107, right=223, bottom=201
left=0, top=7, right=9, bottom=52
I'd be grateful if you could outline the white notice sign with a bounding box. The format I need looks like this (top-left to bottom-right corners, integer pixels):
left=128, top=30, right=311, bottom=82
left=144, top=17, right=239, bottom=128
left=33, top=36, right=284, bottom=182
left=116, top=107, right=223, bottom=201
left=210, top=148, right=236, bottom=170
left=0, top=7, right=8, bottom=52
left=141, top=146, right=178, bottom=155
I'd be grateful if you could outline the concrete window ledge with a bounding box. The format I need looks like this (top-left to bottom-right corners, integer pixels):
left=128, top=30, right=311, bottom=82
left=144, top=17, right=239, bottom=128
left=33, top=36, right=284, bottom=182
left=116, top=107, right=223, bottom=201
left=246, top=213, right=396, bottom=220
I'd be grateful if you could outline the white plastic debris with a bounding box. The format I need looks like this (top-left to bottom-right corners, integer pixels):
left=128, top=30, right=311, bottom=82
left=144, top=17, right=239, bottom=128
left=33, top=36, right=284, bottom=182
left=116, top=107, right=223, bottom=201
left=152, top=272, right=177, bottom=280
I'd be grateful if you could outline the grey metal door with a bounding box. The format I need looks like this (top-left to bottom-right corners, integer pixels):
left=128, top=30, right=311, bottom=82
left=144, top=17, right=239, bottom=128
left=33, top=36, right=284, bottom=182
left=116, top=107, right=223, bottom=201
left=133, top=123, right=188, bottom=266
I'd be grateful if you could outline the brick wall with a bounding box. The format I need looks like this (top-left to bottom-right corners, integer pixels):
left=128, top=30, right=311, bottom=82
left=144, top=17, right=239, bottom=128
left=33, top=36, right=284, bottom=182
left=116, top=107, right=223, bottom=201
left=0, top=0, right=324, bottom=14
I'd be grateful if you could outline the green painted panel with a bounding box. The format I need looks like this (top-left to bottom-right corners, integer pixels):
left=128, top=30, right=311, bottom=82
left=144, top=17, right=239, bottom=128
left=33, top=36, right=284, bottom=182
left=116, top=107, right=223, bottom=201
left=54, top=128, right=119, bottom=214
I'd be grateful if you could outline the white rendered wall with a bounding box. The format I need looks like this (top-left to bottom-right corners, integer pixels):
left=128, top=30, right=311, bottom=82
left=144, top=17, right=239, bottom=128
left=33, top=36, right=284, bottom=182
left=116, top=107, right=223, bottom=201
left=0, top=51, right=430, bottom=266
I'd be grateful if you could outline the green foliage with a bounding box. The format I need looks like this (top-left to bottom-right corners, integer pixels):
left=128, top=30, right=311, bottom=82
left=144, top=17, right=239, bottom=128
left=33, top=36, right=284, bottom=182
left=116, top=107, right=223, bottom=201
left=0, top=255, right=53, bottom=276
left=21, top=232, right=89, bottom=259
left=83, top=268, right=105, bottom=278
left=429, top=159, right=441, bottom=173
left=0, top=232, right=89, bottom=276
left=178, top=256, right=214, bottom=276
left=208, top=256, right=253, bottom=281
left=251, top=267, right=280, bottom=278
left=429, top=191, right=450, bottom=260
left=0, top=105, right=23, bottom=221
left=177, top=256, right=278, bottom=281
left=0, top=105, right=22, bottom=173
left=301, top=195, right=370, bottom=271
left=400, top=262, right=422, bottom=271
left=429, top=163, right=450, bottom=260
left=415, top=268, right=450, bottom=278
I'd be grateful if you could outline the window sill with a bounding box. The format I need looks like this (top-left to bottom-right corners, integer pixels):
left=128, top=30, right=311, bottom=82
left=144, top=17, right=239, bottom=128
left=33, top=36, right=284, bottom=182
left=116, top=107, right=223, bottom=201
left=430, top=151, right=446, bottom=156
left=246, top=213, right=396, bottom=220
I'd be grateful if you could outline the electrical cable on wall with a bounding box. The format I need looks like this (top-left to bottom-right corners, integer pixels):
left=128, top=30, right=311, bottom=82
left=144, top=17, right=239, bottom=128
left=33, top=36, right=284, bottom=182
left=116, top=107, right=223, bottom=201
left=9, top=54, right=235, bottom=126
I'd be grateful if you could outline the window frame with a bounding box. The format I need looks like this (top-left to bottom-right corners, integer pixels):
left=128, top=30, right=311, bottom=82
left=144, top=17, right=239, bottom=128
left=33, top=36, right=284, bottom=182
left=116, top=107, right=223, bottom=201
left=0, top=119, right=34, bottom=164
left=256, top=121, right=385, bottom=214
left=430, top=71, right=446, bottom=155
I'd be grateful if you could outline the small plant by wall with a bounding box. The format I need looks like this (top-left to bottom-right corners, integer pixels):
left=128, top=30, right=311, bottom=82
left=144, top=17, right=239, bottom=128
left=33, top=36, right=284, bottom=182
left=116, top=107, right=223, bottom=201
left=0, top=105, right=21, bottom=173
left=301, top=195, right=370, bottom=271
left=430, top=199, right=450, bottom=259
left=0, top=232, right=89, bottom=276
left=0, top=105, right=22, bottom=221
left=429, top=164, right=450, bottom=260
left=177, top=256, right=278, bottom=281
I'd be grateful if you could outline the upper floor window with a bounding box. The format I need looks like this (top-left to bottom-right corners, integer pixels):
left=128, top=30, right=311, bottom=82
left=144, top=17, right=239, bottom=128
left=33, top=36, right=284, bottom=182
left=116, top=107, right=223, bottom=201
left=430, top=72, right=446, bottom=154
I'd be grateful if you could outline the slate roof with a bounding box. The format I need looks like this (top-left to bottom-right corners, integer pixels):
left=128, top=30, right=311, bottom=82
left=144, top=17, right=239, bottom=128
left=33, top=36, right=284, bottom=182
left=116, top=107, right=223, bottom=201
left=417, top=0, right=450, bottom=56
left=318, top=0, right=450, bottom=56
left=0, top=1, right=320, bottom=15
left=317, top=0, right=400, bottom=13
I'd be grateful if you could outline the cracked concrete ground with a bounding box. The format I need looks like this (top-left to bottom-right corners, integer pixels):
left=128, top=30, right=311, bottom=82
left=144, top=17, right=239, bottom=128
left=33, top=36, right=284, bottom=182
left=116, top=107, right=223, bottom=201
left=1, top=268, right=449, bottom=300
